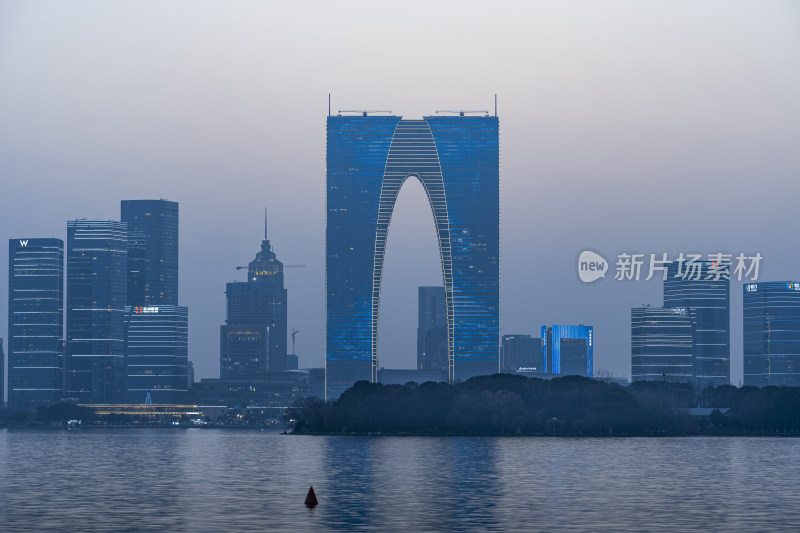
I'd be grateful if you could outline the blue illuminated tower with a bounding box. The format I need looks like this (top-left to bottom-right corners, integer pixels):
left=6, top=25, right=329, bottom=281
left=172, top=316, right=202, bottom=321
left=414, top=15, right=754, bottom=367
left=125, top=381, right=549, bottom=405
left=326, top=112, right=499, bottom=396
left=542, top=325, right=593, bottom=377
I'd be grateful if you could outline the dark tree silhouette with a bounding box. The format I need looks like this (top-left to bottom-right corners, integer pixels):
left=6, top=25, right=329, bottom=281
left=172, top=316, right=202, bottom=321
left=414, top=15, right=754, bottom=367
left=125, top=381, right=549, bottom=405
left=289, top=375, right=800, bottom=436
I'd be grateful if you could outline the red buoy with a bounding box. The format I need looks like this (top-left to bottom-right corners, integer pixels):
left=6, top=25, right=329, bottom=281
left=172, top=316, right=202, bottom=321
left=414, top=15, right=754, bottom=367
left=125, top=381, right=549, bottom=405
left=304, top=486, right=318, bottom=507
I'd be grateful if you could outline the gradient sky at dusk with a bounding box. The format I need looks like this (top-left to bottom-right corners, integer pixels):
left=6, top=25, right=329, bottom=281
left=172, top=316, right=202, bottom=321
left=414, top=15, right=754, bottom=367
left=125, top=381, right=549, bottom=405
left=1, top=1, right=799, bottom=384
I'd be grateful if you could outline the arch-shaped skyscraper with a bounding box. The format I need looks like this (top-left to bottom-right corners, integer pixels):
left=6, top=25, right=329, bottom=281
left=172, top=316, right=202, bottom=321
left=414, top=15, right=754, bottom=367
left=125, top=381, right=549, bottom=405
left=326, top=113, right=499, bottom=396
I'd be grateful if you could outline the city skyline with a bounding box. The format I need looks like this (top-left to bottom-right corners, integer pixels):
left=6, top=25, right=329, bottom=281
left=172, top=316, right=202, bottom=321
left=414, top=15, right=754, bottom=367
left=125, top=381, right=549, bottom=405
left=1, top=1, right=799, bottom=384
left=3, top=4, right=800, bottom=532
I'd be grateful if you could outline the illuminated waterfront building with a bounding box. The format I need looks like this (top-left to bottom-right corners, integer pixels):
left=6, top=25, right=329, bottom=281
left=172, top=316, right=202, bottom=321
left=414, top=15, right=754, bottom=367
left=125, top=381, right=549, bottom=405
left=631, top=307, right=694, bottom=382
left=121, top=199, right=179, bottom=306
left=66, top=220, right=127, bottom=403
left=124, top=305, right=189, bottom=404
left=220, top=217, right=287, bottom=378
left=7, top=238, right=64, bottom=411
left=326, top=112, right=499, bottom=397
left=121, top=199, right=189, bottom=404
left=664, top=261, right=730, bottom=386
left=743, top=282, right=800, bottom=387
left=541, top=325, right=593, bottom=377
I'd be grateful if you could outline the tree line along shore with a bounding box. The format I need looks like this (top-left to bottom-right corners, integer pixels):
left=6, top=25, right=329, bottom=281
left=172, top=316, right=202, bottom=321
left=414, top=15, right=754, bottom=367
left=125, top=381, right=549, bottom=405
left=289, top=374, right=800, bottom=436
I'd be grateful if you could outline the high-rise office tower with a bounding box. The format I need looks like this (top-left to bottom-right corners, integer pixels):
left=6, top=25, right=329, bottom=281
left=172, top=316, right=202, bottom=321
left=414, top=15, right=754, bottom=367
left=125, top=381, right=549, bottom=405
left=501, top=334, right=543, bottom=371
left=743, top=282, right=800, bottom=387
left=417, top=286, right=448, bottom=371
left=326, top=112, right=499, bottom=397
left=121, top=200, right=188, bottom=403
left=121, top=199, right=187, bottom=404
left=220, top=218, right=287, bottom=378
left=631, top=307, right=694, bottom=382
left=665, top=261, right=730, bottom=386
left=542, top=325, right=593, bottom=377
left=7, top=238, right=64, bottom=411
left=121, top=199, right=178, bottom=306
left=124, top=305, right=189, bottom=403
left=66, top=220, right=127, bottom=403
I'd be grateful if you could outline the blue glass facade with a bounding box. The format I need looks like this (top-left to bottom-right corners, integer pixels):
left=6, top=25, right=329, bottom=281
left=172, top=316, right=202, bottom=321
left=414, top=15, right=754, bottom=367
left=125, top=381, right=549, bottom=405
left=631, top=307, right=694, bottom=382
left=7, top=238, right=64, bottom=411
left=66, top=220, right=128, bottom=403
left=664, top=261, right=730, bottom=386
left=541, top=325, right=593, bottom=376
left=124, top=305, right=188, bottom=403
left=326, top=114, right=499, bottom=395
left=743, top=282, right=800, bottom=387
left=121, top=199, right=179, bottom=306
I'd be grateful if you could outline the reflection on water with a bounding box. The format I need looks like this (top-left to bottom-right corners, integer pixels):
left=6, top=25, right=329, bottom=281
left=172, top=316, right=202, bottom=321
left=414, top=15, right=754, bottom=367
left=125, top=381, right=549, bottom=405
left=1, top=429, right=799, bottom=532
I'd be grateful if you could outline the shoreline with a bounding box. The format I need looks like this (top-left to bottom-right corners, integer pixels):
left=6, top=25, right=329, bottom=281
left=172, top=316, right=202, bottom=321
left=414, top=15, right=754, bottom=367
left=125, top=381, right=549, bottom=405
left=4, top=425, right=798, bottom=437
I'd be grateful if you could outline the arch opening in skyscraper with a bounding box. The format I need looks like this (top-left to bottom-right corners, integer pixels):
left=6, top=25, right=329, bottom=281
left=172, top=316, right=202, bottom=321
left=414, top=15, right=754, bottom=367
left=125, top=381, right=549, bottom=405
left=326, top=112, right=499, bottom=397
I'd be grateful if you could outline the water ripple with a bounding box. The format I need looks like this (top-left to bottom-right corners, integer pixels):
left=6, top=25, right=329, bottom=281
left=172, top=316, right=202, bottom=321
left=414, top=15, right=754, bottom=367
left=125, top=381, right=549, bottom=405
left=1, top=429, right=797, bottom=532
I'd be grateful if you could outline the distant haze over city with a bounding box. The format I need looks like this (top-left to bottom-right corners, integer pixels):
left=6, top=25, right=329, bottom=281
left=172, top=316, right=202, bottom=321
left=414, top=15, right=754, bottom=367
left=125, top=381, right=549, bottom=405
left=1, top=0, right=798, bottom=383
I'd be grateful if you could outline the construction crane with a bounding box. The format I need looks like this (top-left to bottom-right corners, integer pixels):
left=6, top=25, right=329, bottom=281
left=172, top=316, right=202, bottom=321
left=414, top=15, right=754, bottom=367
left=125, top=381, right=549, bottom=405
left=435, top=110, right=490, bottom=117
left=338, top=110, right=392, bottom=117
left=291, top=328, right=300, bottom=355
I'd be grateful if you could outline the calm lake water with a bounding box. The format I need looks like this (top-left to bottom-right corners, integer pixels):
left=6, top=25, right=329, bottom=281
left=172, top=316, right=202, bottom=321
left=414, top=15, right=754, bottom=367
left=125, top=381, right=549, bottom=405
left=1, top=429, right=798, bottom=532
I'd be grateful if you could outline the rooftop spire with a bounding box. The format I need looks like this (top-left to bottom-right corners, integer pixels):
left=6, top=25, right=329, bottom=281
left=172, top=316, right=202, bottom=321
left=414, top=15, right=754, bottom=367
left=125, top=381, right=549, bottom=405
left=264, top=206, right=268, bottom=241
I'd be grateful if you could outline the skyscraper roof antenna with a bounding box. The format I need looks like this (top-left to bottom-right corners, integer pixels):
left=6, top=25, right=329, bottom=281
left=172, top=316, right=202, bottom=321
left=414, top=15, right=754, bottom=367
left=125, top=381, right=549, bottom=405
left=328, top=93, right=331, bottom=117
left=264, top=207, right=268, bottom=240
left=494, top=94, right=497, bottom=117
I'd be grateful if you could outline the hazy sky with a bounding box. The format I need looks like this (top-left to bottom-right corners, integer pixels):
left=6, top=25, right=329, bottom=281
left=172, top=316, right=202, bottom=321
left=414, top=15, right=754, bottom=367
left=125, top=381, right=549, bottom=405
left=1, top=1, right=799, bottom=384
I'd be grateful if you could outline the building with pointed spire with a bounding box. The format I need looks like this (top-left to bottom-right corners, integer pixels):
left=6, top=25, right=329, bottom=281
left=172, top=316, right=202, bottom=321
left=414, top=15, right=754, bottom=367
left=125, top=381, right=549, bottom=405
left=220, top=210, right=288, bottom=378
